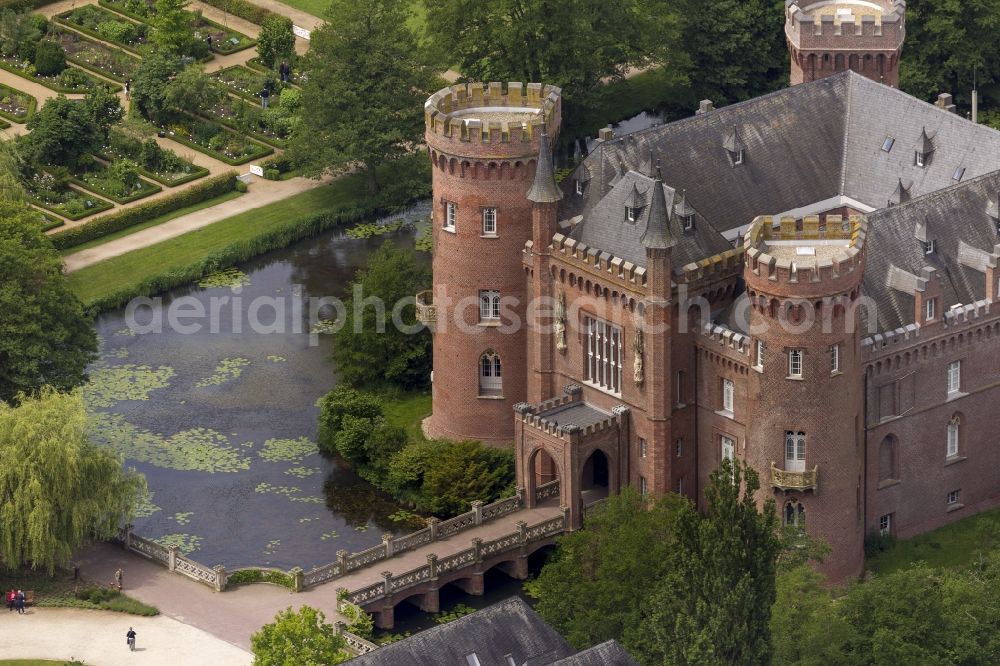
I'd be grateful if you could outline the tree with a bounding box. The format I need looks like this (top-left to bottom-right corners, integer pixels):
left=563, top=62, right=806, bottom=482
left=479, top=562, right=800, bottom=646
left=293, top=0, right=434, bottom=192
left=331, top=241, right=431, bottom=390
left=317, top=385, right=384, bottom=453
left=164, top=64, right=223, bottom=113
left=652, top=459, right=781, bottom=666
left=32, top=39, right=65, bottom=77
left=151, top=0, right=192, bottom=56
left=83, top=85, right=124, bottom=144
left=257, top=14, right=294, bottom=70
left=900, top=0, right=1000, bottom=106
left=0, top=388, right=145, bottom=573
left=423, top=0, right=686, bottom=124
left=130, top=51, right=181, bottom=121
left=0, top=201, right=97, bottom=403
left=22, top=93, right=117, bottom=168
left=770, top=565, right=854, bottom=666
left=676, top=0, right=787, bottom=104
left=250, top=606, right=350, bottom=666
left=528, top=487, right=684, bottom=657
left=417, top=439, right=514, bottom=515
left=0, top=10, right=47, bottom=61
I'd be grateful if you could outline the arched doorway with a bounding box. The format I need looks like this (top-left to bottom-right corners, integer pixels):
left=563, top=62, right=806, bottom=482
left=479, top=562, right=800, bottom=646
left=581, top=449, right=610, bottom=504
left=527, top=448, right=560, bottom=505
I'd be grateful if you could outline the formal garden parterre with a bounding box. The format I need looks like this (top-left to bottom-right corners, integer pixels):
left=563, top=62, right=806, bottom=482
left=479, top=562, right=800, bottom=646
left=0, top=80, right=34, bottom=122
left=97, top=0, right=255, bottom=56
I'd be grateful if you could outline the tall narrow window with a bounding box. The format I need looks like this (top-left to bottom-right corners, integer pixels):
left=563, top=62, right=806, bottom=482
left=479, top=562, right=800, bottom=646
left=915, top=151, right=925, bottom=168
left=639, top=437, right=647, bottom=458
left=482, top=207, right=497, bottom=235
left=947, top=415, right=960, bottom=458
left=733, top=149, right=745, bottom=166
left=677, top=476, right=684, bottom=495
left=947, top=361, right=961, bottom=394
left=784, top=500, right=806, bottom=528
left=626, top=206, right=640, bottom=223
left=879, top=513, right=892, bottom=536
left=830, top=344, right=840, bottom=374
left=788, top=349, right=803, bottom=377
left=639, top=476, right=648, bottom=495
left=947, top=489, right=961, bottom=506
left=478, top=290, right=500, bottom=321
left=924, top=239, right=936, bottom=255
left=785, top=431, right=806, bottom=472
left=721, top=436, right=735, bottom=463
left=584, top=316, right=623, bottom=394
left=676, top=370, right=685, bottom=404
left=925, top=298, right=936, bottom=321
left=479, top=351, right=502, bottom=396
left=722, top=378, right=734, bottom=413
left=575, top=180, right=585, bottom=195
left=755, top=340, right=764, bottom=369
left=444, top=201, right=456, bottom=230
left=675, top=438, right=683, bottom=458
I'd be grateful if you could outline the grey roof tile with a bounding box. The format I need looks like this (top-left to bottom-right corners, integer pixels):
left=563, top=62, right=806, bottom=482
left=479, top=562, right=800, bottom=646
left=547, top=640, right=639, bottom=666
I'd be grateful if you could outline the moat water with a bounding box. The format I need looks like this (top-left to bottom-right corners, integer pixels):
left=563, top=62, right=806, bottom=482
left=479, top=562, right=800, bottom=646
left=87, top=202, right=431, bottom=571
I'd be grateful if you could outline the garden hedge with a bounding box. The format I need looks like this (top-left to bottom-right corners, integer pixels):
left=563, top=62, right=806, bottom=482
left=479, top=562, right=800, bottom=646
left=197, top=0, right=280, bottom=26
left=51, top=171, right=237, bottom=250
left=70, top=174, right=162, bottom=205
left=82, top=164, right=431, bottom=312
left=0, top=59, right=122, bottom=94
left=0, top=0, right=61, bottom=10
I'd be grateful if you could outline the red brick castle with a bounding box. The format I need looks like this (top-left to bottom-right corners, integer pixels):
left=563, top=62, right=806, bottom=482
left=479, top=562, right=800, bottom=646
left=417, top=1, right=1000, bottom=583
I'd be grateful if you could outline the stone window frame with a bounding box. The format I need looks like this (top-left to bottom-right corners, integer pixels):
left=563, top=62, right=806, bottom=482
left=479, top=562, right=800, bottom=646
left=638, top=437, right=647, bottom=459
left=879, top=513, right=893, bottom=536
left=946, top=414, right=960, bottom=459
left=754, top=339, right=764, bottom=372
left=478, top=350, right=502, bottom=397
left=583, top=315, right=623, bottom=396
left=444, top=200, right=457, bottom=232
left=925, top=298, right=936, bottom=322
left=479, top=289, right=500, bottom=322
left=947, top=360, right=961, bottom=395
left=675, top=438, right=683, bottom=458
left=788, top=349, right=804, bottom=378
left=639, top=475, right=648, bottom=495
left=481, top=207, right=498, bottom=237
left=721, top=377, right=735, bottom=415
left=830, top=343, right=840, bottom=374
left=784, top=430, right=806, bottom=472
left=947, top=489, right=961, bottom=506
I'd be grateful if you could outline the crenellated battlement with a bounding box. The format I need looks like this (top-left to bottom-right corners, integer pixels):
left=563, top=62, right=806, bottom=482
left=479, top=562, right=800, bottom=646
left=679, top=247, right=745, bottom=286
left=698, top=322, right=751, bottom=359
left=550, top=233, right=648, bottom=289
left=515, top=387, right=628, bottom=444
left=786, top=0, right=905, bottom=44
left=744, top=214, right=867, bottom=297
left=424, top=82, right=561, bottom=150
left=862, top=299, right=997, bottom=359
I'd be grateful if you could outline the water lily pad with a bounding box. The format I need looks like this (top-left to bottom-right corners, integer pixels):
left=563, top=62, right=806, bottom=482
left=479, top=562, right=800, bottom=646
left=284, top=465, right=321, bottom=478
left=84, top=364, right=175, bottom=408
left=172, top=512, right=194, bottom=526
left=320, top=530, right=338, bottom=541
left=134, top=491, right=161, bottom=518
left=154, top=533, right=203, bottom=556
left=255, top=482, right=324, bottom=504
left=258, top=437, right=317, bottom=463
left=198, top=268, right=251, bottom=289
left=194, top=357, right=250, bottom=388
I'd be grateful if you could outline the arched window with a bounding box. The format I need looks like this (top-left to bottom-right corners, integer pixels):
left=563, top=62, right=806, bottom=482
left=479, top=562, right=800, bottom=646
left=947, top=415, right=960, bottom=458
left=784, top=500, right=806, bottom=528
left=785, top=431, right=806, bottom=472
left=479, top=290, right=500, bottom=321
left=479, top=351, right=502, bottom=396
left=878, top=435, right=898, bottom=482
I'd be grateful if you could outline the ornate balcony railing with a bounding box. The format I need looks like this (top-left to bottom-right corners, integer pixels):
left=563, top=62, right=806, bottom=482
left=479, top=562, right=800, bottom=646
left=416, top=290, right=436, bottom=329
left=770, top=463, right=818, bottom=491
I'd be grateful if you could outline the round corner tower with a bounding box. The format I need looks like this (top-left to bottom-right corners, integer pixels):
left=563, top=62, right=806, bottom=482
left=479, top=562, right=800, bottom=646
left=419, top=82, right=562, bottom=445
left=785, top=0, right=905, bottom=87
left=743, top=213, right=868, bottom=584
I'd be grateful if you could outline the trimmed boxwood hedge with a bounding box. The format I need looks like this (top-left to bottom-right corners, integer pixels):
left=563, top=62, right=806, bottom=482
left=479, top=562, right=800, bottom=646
left=226, top=568, right=294, bottom=589
left=0, top=82, right=36, bottom=124
left=71, top=173, right=162, bottom=205
left=0, top=59, right=122, bottom=94
left=51, top=171, right=237, bottom=250
left=197, top=0, right=279, bottom=25
left=167, top=118, right=273, bottom=165
left=53, top=10, right=145, bottom=57
left=33, top=188, right=114, bottom=220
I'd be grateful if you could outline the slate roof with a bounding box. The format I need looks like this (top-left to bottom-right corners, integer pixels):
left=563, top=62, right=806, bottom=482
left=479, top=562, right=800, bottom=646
left=346, top=598, right=573, bottom=666
left=537, top=401, right=610, bottom=429
left=547, top=640, right=639, bottom=666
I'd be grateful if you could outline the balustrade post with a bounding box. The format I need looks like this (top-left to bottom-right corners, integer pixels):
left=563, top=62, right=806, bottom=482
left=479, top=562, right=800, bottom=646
left=471, top=500, right=483, bottom=525
left=516, top=520, right=528, bottom=546
left=381, top=570, right=393, bottom=595
left=168, top=546, right=177, bottom=572
left=124, top=523, right=133, bottom=550
left=472, top=537, right=483, bottom=564
left=382, top=532, right=394, bottom=558
left=290, top=566, right=303, bottom=593
left=214, top=565, right=226, bottom=592
left=516, top=486, right=525, bottom=507
left=427, top=553, right=438, bottom=580
left=560, top=504, right=570, bottom=529
left=427, top=517, right=440, bottom=541
left=337, top=549, right=349, bottom=573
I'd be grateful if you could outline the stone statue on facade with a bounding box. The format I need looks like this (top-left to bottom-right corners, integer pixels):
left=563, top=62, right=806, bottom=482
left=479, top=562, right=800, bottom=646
left=555, top=291, right=567, bottom=353
left=633, top=328, right=644, bottom=386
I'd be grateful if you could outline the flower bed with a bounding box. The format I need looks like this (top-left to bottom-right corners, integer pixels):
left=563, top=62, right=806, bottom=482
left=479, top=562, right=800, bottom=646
left=98, top=0, right=255, bottom=55
left=55, top=4, right=148, bottom=54
left=163, top=115, right=273, bottom=165
left=54, top=27, right=142, bottom=82
left=210, top=64, right=286, bottom=102
left=201, top=94, right=293, bottom=148
left=28, top=171, right=114, bottom=220
left=0, top=55, right=120, bottom=93
left=102, top=129, right=209, bottom=187
left=72, top=158, right=162, bottom=204
left=0, top=81, right=35, bottom=123
left=245, top=57, right=305, bottom=86
left=32, top=207, right=65, bottom=231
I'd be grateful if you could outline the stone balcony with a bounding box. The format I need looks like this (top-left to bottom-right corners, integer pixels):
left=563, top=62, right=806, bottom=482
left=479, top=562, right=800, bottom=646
left=770, top=463, right=819, bottom=492
left=416, top=290, right=436, bottom=330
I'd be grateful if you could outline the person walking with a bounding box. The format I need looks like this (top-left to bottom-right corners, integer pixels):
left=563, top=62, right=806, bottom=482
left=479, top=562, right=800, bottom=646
left=114, top=567, right=123, bottom=592
left=6, top=589, right=15, bottom=611
left=279, top=61, right=290, bottom=83
left=260, top=85, right=271, bottom=109
left=126, top=627, right=137, bottom=651
left=16, top=589, right=25, bottom=614
left=124, top=79, right=130, bottom=100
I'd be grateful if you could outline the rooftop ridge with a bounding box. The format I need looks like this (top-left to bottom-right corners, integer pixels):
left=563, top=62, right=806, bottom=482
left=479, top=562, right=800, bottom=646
left=424, top=82, right=561, bottom=145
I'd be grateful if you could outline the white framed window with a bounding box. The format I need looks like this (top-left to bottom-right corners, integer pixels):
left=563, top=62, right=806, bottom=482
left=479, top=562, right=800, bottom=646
left=947, top=489, right=960, bottom=505
left=915, top=151, right=925, bottom=168
left=479, top=290, right=500, bottom=321
left=734, top=149, right=745, bottom=166
left=830, top=344, right=840, bottom=374
left=754, top=340, right=764, bottom=369
left=482, top=207, right=497, bottom=235
left=924, top=239, right=936, bottom=255
left=721, top=435, right=735, bottom=463
left=639, top=437, right=647, bottom=458
left=925, top=298, right=936, bottom=321
left=722, top=378, right=734, bottom=413
left=677, top=476, right=684, bottom=495
left=785, top=431, right=806, bottom=472
left=788, top=349, right=803, bottom=378
left=947, top=361, right=961, bottom=394
left=584, top=316, right=623, bottom=394
left=575, top=179, right=585, bottom=195
left=947, top=415, right=959, bottom=458
left=479, top=351, right=502, bottom=396
left=626, top=206, right=640, bottom=223
left=675, top=438, right=683, bottom=458
left=444, top=201, right=456, bottom=230
left=879, top=513, right=892, bottom=536
left=639, top=475, right=648, bottom=495
left=682, top=215, right=694, bottom=231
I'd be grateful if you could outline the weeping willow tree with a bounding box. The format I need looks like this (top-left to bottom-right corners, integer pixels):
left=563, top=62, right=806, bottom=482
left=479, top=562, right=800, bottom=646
left=0, top=388, right=146, bottom=573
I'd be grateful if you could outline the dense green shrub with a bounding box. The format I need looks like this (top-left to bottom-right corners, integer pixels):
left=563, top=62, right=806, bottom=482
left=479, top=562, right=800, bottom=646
left=256, top=14, right=293, bottom=69
left=33, top=39, right=65, bottom=76
left=51, top=171, right=237, bottom=250
left=227, top=568, right=294, bottom=589
left=318, top=386, right=384, bottom=453
left=263, top=167, right=279, bottom=180
left=197, top=0, right=278, bottom=25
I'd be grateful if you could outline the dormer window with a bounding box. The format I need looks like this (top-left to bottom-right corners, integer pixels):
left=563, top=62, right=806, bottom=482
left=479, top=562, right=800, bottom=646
left=914, top=127, right=934, bottom=169
left=575, top=179, right=585, bottom=195
left=924, top=239, right=936, bottom=255
left=626, top=206, right=640, bottom=223
left=682, top=214, right=694, bottom=231
left=733, top=149, right=745, bottom=165
left=915, top=151, right=926, bottom=168
left=723, top=125, right=747, bottom=168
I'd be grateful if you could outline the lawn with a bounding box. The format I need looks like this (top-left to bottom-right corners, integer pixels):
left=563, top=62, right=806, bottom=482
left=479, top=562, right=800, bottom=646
left=382, top=391, right=432, bottom=442
left=0, top=567, right=158, bottom=616
left=66, top=176, right=368, bottom=305
left=866, top=506, right=1000, bottom=576
left=274, top=0, right=426, bottom=32
left=58, top=190, right=243, bottom=256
